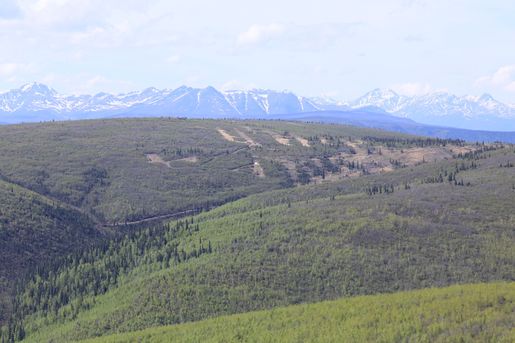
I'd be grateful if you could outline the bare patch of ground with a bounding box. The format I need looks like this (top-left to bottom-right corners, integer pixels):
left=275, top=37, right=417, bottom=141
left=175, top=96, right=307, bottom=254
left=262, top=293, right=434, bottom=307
left=217, top=128, right=237, bottom=142
left=176, top=156, right=199, bottom=163
left=448, top=146, right=474, bottom=155
left=305, top=142, right=476, bottom=185
left=264, top=130, right=291, bottom=145
left=253, top=161, right=265, bottom=178
left=382, top=146, right=456, bottom=165
left=235, top=129, right=261, bottom=147
left=146, top=154, right=171, bottom=168
left=274, top=136, right=291, bottom=145
left=380, top=166, right=395, bottom=173
left=294, top=136, right=310, bottom=147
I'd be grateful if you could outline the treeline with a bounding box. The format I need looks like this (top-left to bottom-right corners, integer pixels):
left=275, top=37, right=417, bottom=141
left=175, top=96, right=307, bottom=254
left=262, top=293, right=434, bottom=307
left=119, top=193, right=246, bottom=224
left=365, top=184, right=395, bottom=196
left=422, top=161, right=478, bottom=186
left=158, top=147, right=204, bottom=157
left=0, top=219, right=212, bottom=343
left=366, top=160, right=480, bottom=195
left=453, top=144, right=502, bottom=160
left=362, top=136, right=465, bottom=148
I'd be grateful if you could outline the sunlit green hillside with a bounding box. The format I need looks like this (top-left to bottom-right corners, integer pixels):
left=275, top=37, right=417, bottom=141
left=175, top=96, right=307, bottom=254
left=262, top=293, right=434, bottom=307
left=79, top=283, right=515, bottom=343
left=9, top=141, right=514, bottom=342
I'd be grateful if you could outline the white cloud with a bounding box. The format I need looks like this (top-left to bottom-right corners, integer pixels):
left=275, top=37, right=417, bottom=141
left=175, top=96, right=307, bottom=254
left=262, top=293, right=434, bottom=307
left=506, top=81, right=515, bottom=93
left=391, top=82, right=434, bottom=96
left=475, top=65, right=515, bottom=93
left=0, top=63, right=21, bottom=76
left=166, top=55, right=181, bottom=64
left=0, top=62, right=33, bottom=81
left=237, top=24, right=284, bottom=45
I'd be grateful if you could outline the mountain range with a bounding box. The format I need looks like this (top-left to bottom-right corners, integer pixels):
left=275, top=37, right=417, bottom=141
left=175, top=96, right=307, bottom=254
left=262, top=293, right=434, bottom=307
left=2, top=82, right=515, bottom=133
left=350, top=88, right=515, bottom=131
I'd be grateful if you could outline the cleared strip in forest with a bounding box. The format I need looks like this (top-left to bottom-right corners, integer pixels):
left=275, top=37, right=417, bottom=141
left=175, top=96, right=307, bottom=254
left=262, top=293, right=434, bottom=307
left=101, top=209, right=201, bottom=227
left=235, top=128, right=261, bottom=147
left=0, top=171, right=198, bottom=230
left=217, top=128, right=238, bottom=142
left=253, top=161, right=265, bottom=178
left=294, top=136, right=310, bottom=147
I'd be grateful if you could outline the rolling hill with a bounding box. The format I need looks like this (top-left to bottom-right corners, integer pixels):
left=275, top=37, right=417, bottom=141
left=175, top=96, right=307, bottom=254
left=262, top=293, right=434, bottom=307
left=0, top=118, right=471, bottom=326
left=0, top=118, right=468, bottom=224
left=2, top=128, right=512, bottom=342
left=81, top=282, right=515, bottom=343
left=0, top=179, right=101, bottom=323
left=0, top=118, right=513, bottom=342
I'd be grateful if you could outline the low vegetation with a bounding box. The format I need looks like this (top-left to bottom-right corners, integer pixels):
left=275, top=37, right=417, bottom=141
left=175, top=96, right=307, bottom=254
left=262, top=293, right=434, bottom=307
left=0, top=118, right=468, bottom=223
left=80, top=282, right=515, bottom=343
left=0, top=118, right=513, bottom=342
left=0, top=118, right=474, bottom=321
left=4, top=141, right=514, bottom=342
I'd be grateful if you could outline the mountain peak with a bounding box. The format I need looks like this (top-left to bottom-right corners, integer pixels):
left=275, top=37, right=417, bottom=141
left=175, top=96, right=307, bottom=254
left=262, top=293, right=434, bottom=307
left=368, top=88, right=399, bottom=97
left=1, top=83, right=515, bottom=130
left=20, top=82, right=55, bottom=95
left=202, top=86, right=221, bottom=93
left=479, top=93, right=494, bottom=102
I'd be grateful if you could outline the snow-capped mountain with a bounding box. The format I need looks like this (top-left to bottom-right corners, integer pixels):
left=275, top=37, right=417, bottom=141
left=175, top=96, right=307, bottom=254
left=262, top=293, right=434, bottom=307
left=1, top=82, right=515, bottom=131
left=350, top=89, right=407, bottom=113
left=0, top=83, right=335, bottom=122
left=350, top=89, right=515, bottom=130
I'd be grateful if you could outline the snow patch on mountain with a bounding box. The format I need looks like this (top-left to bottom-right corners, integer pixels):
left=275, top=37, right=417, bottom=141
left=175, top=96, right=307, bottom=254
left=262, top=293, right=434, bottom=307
left=1, top=83, right=515, bottom=130
left=351, top=88, right=515, bottom=119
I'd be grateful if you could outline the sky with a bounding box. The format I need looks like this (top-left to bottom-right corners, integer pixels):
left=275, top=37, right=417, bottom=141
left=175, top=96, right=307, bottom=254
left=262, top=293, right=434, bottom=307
left=0, top=0, right=514, bottom=103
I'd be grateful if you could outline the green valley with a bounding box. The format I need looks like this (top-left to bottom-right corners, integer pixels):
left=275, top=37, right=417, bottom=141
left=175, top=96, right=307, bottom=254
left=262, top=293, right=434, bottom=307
left=0, top=118, right=513, bottom=342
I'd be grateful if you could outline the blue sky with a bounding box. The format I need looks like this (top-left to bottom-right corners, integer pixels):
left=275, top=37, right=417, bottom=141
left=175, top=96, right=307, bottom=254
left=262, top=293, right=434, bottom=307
left=0, top=0, right=514, bottom=103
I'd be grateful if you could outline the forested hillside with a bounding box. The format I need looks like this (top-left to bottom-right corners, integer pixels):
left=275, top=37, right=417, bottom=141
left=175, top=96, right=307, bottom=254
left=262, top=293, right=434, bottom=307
left=0, top=179, right=100, bottom=324
left=0, top=118, right=468, bottom=223
left=0, top=118, right=472, bottom=327
left=82, top=282, right=515, bottom=343
left=3, top=138, right=513, bottom=342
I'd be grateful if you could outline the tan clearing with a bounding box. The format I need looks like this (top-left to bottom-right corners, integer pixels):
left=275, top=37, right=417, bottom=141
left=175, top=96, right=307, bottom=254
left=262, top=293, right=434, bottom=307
left=217, top=128, right=237, bottom=142
left=177, top=156, right=199, bottom=163
left=448, top=146, right=474, bottom=155
left=295, top=136, right=310, bottom=147
left=235, top=128, right=261, bottom=147
left=346, top=140, right=363, bottom=150
left=264, top=130, right=291, bottom=145
left=146, top=154, right=171, bottom=168
left=253, top=161, right=265, bottom=178
left=274, top=136, right=291, bottom=145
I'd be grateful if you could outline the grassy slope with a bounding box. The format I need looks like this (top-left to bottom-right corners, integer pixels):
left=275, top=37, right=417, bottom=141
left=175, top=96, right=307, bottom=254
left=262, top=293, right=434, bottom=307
left=21, top=146, right=515, bottom=342
left=0, top=179, right=101, bottom=322
left=81, top=282, right=515, bottom=343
